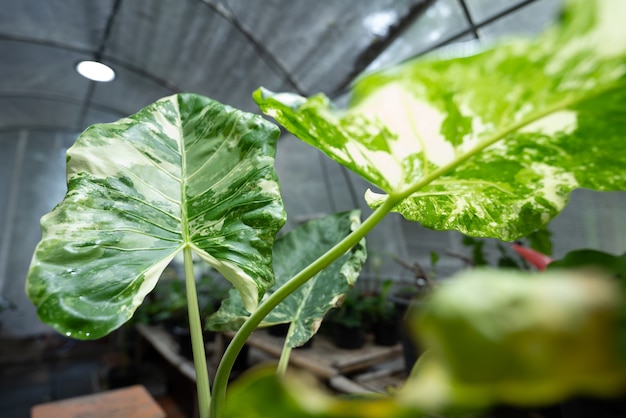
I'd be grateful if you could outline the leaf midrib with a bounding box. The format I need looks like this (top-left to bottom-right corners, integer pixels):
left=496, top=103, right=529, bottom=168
left=177, top=97, right=192, bottom=247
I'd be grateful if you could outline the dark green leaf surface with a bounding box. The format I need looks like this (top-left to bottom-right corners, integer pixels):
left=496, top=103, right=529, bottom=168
left=207, top=210, right=366, bottom=348
left=254, top=0, right=626, bottom=240
left=26, top=94, right=285, bottom=339
left=549, top=249, right=626, bottom=278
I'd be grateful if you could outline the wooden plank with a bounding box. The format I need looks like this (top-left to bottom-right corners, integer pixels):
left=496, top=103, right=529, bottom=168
left=232, top=329, right=402, bottom=377
left=284, top=352, right=338, bottom=379
left=332, top=345, right=402, bottom=373
left=223, top=331, right=338, bottom=378
left=355, top=373, right=406, bottom=394
left=32, top=385, right=165, bottom=418
left=353, top=360, right=404, bottom=383
left=329, top=375, right=371, bottom=394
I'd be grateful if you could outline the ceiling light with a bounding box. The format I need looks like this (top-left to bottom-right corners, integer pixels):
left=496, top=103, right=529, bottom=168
left=75, top=60, right=116, bottom=82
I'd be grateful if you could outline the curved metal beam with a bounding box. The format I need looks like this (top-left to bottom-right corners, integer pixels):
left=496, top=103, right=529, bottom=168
left=0, top=35, right=182, bottom=93
left=0, top=91, right=127, bottom=117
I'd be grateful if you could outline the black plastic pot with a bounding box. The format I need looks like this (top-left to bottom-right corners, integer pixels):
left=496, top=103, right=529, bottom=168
left=331, top=323, right=366, bottom=349
left=107, top=365, right=140, bottom=389
left=171, top=325, right=193, bottom=360
left=171, top=325, right=216, bottom=360
left=372, top=316, right=400, bottom=346
left=389, top=294, right=424, bottom=375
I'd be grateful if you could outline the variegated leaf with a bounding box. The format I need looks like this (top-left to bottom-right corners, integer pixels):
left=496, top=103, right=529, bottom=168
left=254, top=0, right=626, bottom=240
left=26, top=93, right=285, bottom=339
left=207, top=210, right=366, bottom=348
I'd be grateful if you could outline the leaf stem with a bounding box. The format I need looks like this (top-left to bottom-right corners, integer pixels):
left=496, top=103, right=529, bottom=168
left=276, top=325, right=294, bottom=376
left=210, top=197, right=398, bottom=418
left=184, top=245, right=211, bottom=418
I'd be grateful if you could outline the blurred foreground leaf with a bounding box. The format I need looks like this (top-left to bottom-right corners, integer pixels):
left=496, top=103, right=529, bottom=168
left=401, top=269, right=626, bottom=412
left=224, top=366, right=415, bottom=418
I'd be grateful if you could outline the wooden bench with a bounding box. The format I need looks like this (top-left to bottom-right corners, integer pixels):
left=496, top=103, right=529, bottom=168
left=31, top=385, right=165, bottom=418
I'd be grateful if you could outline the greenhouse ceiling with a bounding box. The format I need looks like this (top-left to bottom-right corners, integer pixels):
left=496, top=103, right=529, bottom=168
left=0, top=0, right=562, bottom=134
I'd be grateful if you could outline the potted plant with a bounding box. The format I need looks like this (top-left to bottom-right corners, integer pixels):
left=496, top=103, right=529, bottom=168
left=360, top=279, right=400, bottom=346
left=135, top=270, right=226, bottom=359
left=24, top=1, right=626, bottom=417
left=135, top=275, right=187, bottom=328
left=385, top=259, right=434, bottom=374
left=325, top=287, right=367, bottom=349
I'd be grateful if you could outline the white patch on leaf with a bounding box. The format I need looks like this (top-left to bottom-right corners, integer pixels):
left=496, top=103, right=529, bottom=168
left=352, top=82, right=456, bottom=186
left=68, top=140, right=181, bottom=205
left=193, top=247, right=260, bottom=313
left=131, top=252, right=180, bottom=310
left=527, top=163, right=577, bottom=207
left=153, top=105, right=181, bottom=146
left=345, top=142, right=402, bottom=187
left=521, top=110, right=577, bottom=136
left=594, top=0, right=626, bottom=58
left=256, top=178, right=280, bottom=196
left=459, top=102, right=492, bottom=146
left=364, top=189, right=387, bottom=207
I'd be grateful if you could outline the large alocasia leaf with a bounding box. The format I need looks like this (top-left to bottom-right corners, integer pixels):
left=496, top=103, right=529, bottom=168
left=26, top=93, right=285, bottom=339
left=207, top=210, right=366, bottom=348
left=254, top=0, right=626, bottom=240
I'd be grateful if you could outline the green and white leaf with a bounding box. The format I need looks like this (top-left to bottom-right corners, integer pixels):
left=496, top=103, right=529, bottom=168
left=254, top=0, right=626, bottom=240
left=207, top=210, right=366, bottom=348
left=26, top=93, right=285, bottom=339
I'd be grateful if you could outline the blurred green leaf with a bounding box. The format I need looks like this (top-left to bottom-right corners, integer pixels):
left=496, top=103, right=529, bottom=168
left=526, top=227, right=553, bottom=256
left=224, top=366, right=418, bottom=418
left=549, top=250, right=626, bottom=362
left=404, top=269, right=626, bottom=411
